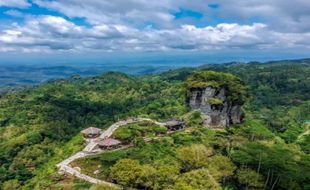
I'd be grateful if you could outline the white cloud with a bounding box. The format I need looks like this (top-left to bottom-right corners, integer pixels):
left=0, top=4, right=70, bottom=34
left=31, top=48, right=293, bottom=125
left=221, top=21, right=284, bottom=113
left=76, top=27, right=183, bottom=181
left=0, top=0, right=30, bottom=8
left=32, top=0, right=177, bottom=26
left=4, top=10, right=24, bottom=17
left=2, top=14, right=308, bottom=53
left=0, top=1, right=309, bottom=53
left=31, top=0, right=310, bottom=31
left=0, top=15, right=128, bottom=52
left=139, top=23, right=269, bottom=51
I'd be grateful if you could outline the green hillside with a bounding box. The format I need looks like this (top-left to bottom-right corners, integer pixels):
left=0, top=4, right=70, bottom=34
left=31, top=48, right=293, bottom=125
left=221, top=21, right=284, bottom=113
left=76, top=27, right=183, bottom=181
left=0, top=60, right=309, bottom=190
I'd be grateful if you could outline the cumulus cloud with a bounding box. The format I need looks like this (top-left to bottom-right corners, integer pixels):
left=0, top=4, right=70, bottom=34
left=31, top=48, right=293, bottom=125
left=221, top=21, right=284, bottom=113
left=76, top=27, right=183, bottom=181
left=2, top=15, right=306, bottom=53
left=213, top=0, right=310, bottom=33
left=32, top=0, right=176, bottom=26
left=0, top=0, right=309, bottom=53
left=0, top=15, right=128, bottom=52
left=32, top=0, right=310, bottom=31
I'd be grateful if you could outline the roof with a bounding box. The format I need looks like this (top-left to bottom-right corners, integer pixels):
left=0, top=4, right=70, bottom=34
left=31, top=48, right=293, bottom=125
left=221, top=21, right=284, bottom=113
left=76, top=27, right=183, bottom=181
left=96, top=138, right=122, bottom=146
left=81, top=127, right=101, bottom=135
left=165, top=119, right=184, bottom=127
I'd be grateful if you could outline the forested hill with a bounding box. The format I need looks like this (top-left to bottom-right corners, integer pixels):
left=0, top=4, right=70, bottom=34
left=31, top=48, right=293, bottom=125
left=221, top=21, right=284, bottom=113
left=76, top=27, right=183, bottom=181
left=0, top=59, right=309, bottom=190
left=163, top=58, right=310, bottom=106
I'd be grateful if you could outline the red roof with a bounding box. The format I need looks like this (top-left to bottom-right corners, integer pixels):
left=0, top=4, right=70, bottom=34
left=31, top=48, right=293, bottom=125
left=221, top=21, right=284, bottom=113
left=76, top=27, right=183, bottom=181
left=96, top=138, right=122, bottom=146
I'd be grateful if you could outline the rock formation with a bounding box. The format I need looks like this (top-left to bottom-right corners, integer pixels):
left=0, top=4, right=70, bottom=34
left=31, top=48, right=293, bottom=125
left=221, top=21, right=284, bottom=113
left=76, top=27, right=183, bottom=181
left=188, top=87, right=244, bottom=127
left=185, top=71, right=248, bottom=128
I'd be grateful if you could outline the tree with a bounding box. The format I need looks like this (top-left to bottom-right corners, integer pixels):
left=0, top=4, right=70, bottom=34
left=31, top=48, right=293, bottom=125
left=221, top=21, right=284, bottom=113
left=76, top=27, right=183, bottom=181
left=110, top=159, right=143, bottom=187
left=136, top=164, right=157, bottom=189
left=2, top=179, right=21, bottom=190
left=185, top=71, right=249, bottom=105
left=207, top=155, right=236, bottom=183
left=176, top=144, right=213, bottom=170
left=241, top=120, right=274, bottom=141
left=174, top=169, right=221, bottom=190
left=236, top=168, right=264, bottom=190
left=184, top=111, right=204, bottom=128
left=232, top=142, right=306, bottom=189
left=153, top=164, right=180, bottom=189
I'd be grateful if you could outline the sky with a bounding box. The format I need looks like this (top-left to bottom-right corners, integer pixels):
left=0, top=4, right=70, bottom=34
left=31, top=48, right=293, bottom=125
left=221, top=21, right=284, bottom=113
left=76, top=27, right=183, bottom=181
left=0, top=0, right=309, bottom=65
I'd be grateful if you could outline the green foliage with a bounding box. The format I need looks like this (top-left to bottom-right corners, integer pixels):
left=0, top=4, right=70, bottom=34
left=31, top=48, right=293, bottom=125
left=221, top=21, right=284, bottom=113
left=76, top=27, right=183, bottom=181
left=110, top=159, right=143, bottom=187
left=235, top=119, right=274, bottom=141
left=236, top=168, right=264, bottom=190
left=128, top=141, right=177, bottom=164
left=232, top=142, right=309, bottom=190
left=89, top=184, right=120, bottom=190
left=173, top=169, right=221, bottom=190
left=297, top=134, right=310, bottom=153
left=176, top=144, right=213, bottom=170
left=136, top=162, right=180, bottom=189
left=208, top=97, right=224, bottom=105
left=184, top=111, right=204, bottom=128
left=201, top=60, right=310, bottom=107
left=206, top=155, right=236, bottom=181
left=152, top=164, right=180, bottom=189
left=186, top=71, right=249, bottom=104
left=280, top=123, right=305, bottom=143
left=112, top=121, right=167, bottom=143
left=171, top=131, right=199, bottom=145
left=0, top=60, right=309, bottom=189
left=24, top=134, right=85, bottom=189
left=110, top=158, right=180, bottom=189
left=0, top=72, right=188, bottom=188
left=112, top=127, right=134, bottom=142
left=2, top=179, right=21, bottom=190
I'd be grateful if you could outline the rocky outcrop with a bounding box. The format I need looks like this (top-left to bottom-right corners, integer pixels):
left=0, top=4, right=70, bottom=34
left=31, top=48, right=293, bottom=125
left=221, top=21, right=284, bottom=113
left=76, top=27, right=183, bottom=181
left=188, top=87, right=244, bottom=128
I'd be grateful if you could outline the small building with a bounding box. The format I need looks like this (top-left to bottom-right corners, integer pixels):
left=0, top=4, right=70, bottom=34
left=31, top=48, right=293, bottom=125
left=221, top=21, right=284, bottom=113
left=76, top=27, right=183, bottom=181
left=81, top=127, right=101, bottom=138
left=96, top=138, right=122, bottom=150
left=165, top=119, right=185, bottom=131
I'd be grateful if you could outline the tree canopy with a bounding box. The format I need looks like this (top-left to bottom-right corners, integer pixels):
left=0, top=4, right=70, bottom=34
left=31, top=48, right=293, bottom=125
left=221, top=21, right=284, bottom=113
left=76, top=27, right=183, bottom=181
left=185, top=71, right=249, bottom=104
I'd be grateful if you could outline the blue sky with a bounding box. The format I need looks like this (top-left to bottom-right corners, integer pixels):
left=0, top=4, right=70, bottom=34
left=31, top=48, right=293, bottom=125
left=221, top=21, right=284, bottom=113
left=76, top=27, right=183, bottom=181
left=0, top=0, right=309, bottom=64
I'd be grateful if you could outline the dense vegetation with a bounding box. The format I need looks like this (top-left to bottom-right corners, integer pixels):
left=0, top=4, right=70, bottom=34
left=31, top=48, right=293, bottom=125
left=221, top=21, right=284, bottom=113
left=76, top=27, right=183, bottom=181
left=185, top=71, right=249, bottom=104
left=0, top=59, right=309, bottom=189
left=0, top=72, right=186, bottom=189
left=113, top=121, right=167, bottom=143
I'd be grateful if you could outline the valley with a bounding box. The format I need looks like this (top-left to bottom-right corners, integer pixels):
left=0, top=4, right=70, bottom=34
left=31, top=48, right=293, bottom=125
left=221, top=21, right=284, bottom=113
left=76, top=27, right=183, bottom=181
left=0, top=59, right=309, bottom=190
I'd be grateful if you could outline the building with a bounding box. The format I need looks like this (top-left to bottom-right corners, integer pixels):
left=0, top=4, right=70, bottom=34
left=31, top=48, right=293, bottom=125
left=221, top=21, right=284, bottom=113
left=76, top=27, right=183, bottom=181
left=95, top=138, right=122, bottom=150
left=165, top=119, right=185, bottom=131
left=81, top=127, right=101, bottom=138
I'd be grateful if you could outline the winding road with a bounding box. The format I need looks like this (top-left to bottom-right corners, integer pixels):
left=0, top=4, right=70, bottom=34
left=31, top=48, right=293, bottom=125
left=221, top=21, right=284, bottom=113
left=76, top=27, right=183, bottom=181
left=56, top=117, right=166, bottom=188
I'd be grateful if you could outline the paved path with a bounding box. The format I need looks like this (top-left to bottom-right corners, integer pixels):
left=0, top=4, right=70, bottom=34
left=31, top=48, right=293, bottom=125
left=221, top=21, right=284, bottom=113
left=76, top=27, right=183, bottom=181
left=56, top=117, right=165, bottom=188
left=60, top=165, right=117, bottom=186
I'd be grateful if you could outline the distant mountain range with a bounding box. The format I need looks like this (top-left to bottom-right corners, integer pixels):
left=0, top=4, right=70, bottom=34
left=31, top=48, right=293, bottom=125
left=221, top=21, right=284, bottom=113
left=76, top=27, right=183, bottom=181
left=0, top=64, right=176, bottom=89
left=1, top=58, right=309, bottom=91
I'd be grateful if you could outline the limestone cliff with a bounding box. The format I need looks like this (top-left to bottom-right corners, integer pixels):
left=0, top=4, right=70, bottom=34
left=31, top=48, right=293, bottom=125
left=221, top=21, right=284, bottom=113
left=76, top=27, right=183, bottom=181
left=186, top=71, right=248, bottom=128
left=188, top=87, right=244, bottom=127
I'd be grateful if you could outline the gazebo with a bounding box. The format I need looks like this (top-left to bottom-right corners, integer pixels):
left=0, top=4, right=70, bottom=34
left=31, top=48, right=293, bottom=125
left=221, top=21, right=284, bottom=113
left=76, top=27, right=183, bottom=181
left=165, top=119, right=185, bottom=131
left=81, top=127, right=101, bottom=138
left=95, top=138, right=122, bottom=150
